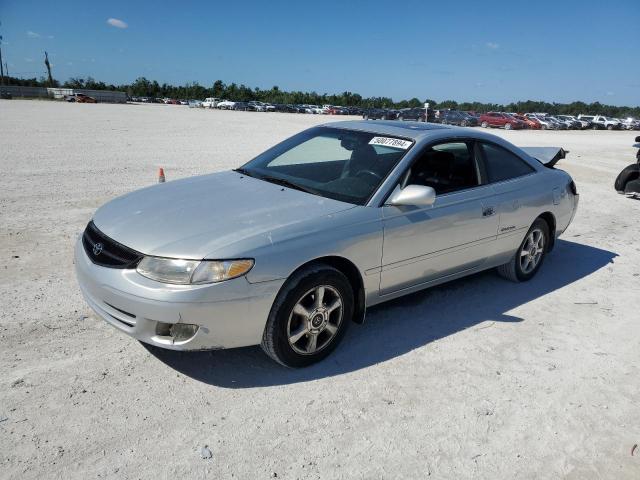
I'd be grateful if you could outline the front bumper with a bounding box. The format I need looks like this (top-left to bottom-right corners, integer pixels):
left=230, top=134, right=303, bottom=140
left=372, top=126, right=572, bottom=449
left=74, top=237, right=284, bottom=350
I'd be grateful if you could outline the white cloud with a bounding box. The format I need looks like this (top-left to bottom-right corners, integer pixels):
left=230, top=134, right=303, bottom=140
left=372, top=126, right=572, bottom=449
left=486, top=42, right=499, bottom=49
left=27, top=30, right=41, bottom=38
left=24, top=57, right=34, bottom=62
left=606, top=91, right=615, bottom=96
left=107, top=18, right=128, bottom=29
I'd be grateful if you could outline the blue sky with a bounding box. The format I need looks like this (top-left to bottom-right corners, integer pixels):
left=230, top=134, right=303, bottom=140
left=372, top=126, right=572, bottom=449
left=1, top=0, right=639, bottom=105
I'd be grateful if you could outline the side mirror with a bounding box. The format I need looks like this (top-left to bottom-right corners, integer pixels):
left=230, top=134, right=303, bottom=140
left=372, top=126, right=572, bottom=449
left=387, top=185, right=436, bottom=207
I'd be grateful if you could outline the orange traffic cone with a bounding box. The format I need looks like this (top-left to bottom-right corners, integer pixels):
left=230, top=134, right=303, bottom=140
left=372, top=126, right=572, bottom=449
left=158, top=167, right=166, bottom=183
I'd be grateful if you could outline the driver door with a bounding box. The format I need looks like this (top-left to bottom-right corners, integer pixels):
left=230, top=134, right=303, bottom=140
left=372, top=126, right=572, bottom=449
left=380, top=140, right=499, bottom=295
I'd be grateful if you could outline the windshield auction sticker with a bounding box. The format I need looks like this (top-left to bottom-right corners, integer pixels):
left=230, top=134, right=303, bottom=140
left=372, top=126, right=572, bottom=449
left=369, top=137, right=412, bottom=150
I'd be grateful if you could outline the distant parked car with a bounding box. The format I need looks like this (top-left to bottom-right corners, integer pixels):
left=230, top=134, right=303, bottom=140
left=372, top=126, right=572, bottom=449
left=514, top=114, right=541, bottom=129
left=233, top=101, right=251, bottom=111
left=272, top=104, right=297, bottom=113
left=70, top=93, right=97, bottom=104
left=202, top=97, right=221, bottom=108
left=363, top=108, right=397, bottom=120
left=621, top=118, right=640, bottom=130
left=480, top=112, right=524, bottom=130
left=397, top=108, right=427, bottom=122
left=217, top=100, right=236, bottom=110
left=556, top=115, right=583, bottom=129
left=188, top=100, right=203, bottom=108
left=578, top=115, right=621, bottom=130
left=345, top=106, right=364, bottom=116
left=525, top=114, right=557, bottom=130
left=544, top=116, right=568, bottom=130
left=438, top=110, right=478, bottom=126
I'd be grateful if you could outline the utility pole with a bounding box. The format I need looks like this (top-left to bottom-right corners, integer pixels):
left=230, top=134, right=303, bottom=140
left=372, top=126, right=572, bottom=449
left=0, top=23, right=5, bottom=86
left=44, top=51, right=53, bottom=86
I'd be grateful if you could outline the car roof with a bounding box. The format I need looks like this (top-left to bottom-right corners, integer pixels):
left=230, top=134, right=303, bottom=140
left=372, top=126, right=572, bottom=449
left=318, top=120, right=540, bottom=154
left=320, top=120, right=450, bottom=140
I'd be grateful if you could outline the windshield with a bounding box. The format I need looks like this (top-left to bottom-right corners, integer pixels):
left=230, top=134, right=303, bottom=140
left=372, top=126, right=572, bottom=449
left=238, top=126, right=413, bottom=205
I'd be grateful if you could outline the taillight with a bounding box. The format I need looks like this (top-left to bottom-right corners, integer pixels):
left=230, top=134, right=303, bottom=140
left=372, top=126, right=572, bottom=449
left=569, top=181, right=578, bottom=196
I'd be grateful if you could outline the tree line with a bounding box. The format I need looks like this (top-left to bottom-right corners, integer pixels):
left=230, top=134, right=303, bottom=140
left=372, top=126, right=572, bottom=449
left=4, top=75, right=639, bottom=118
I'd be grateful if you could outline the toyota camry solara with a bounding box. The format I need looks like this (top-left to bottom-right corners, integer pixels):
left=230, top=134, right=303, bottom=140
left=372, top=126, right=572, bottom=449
left=75, top=121, right=578, bottom=367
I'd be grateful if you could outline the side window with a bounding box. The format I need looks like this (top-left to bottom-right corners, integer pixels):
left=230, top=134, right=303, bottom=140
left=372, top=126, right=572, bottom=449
left=405, top=141, right=480, bottom=195
left=480, top=143, right=535, bottom=183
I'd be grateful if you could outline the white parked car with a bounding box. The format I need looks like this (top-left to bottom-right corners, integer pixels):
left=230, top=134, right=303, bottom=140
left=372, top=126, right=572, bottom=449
left=216, top=100, right=236, bottom=110
left=202, top=97, right=221, bottom=108
left=578, top=115, right=621, bottom=130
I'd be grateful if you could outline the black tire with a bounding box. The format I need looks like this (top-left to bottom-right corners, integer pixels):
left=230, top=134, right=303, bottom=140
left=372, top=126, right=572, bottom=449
left=481, top=121, right=488, bottom=128
left=261, top=265, right=353, bottom=368
left=614, top=163, right=640, bottom=192
left=497, top=218, right=550, bottom=282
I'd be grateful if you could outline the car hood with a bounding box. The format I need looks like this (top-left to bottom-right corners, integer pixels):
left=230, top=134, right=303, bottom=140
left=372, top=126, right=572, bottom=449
left=92, top=170, right=355, bottom=259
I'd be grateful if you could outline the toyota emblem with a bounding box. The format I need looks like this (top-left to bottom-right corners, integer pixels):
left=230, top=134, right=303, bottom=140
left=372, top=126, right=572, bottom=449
left=93, top=242, right=104, bottom=256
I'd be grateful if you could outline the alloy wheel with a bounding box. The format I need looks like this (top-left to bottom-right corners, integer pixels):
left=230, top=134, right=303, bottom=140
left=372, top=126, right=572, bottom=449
left=287, top=285, right=343, bottom=355
left=519, top=228, right=545, bottom=274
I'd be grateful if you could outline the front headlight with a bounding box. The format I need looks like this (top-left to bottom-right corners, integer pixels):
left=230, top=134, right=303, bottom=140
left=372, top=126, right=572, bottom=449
left=136, top=257, right=254, bottom=285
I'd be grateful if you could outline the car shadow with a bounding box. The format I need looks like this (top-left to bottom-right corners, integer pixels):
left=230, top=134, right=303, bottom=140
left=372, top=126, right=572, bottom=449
left=143, top=239, right=616, bottom=388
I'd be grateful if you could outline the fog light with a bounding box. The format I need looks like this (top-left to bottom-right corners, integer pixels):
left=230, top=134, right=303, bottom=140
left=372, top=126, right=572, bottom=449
left=169, top=323, right=199, bottom=342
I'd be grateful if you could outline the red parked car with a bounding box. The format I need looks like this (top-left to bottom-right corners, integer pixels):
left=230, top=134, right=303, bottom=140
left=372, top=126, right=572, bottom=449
left=514, top=114, right=541, bottom=129
left=479, top=112, right=525, bottom=130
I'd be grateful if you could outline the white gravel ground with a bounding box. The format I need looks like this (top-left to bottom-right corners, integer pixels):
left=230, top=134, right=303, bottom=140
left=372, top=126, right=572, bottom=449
left=1, top=100, right=639, bottom=479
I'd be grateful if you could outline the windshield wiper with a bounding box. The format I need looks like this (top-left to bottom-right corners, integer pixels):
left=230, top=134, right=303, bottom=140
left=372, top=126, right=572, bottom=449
left=258, top=175, right=318, bottom=195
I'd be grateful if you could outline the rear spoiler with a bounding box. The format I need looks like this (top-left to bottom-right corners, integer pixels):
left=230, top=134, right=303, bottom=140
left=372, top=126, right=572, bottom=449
left=520, top=147, right=568, bottom=167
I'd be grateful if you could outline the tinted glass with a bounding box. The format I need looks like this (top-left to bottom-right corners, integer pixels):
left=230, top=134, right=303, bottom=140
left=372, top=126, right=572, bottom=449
left=240, top=127, right=412, bottom=205
left=480, top=143, right=535, bottom=183
left=406, top=142, right=479, bottom=195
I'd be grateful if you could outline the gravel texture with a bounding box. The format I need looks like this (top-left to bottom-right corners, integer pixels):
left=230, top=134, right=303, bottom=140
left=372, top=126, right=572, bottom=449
left=1, top=100, right=639, bottom=479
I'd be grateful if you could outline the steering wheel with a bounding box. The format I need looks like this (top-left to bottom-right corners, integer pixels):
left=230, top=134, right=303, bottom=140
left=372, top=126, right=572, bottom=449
left=355, top=169, right=383, bottom=182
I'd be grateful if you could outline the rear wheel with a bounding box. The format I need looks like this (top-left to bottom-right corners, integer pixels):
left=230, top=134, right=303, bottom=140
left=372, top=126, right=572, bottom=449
left=607, top=124, right=614, bottom=130
left=481, top=121, right=488, bottom=128
left=505, top=123, right=513, bottom=130
left=461, top=120, right=468, bottom=127
left=497, top=219, right=550, bottom=282
left=261, top=265, right=353, bottom=368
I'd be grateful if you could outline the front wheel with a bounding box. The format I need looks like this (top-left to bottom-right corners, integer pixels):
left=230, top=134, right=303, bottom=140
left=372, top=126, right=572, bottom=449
left=497, top=219, right=550, bottom=282
left=261, top=265, right=353, bottom=367
left=481, top=121, right=488, bottom=128
left=505, top=123, right=513, bottom=130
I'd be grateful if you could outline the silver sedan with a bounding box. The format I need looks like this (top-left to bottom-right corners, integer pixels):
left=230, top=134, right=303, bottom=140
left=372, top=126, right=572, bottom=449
left=75, top=121, right=579, bottom=367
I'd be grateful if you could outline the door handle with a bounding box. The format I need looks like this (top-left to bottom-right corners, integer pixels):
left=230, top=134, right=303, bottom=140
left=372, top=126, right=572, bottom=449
left=482, top=206, right=496, bottom=217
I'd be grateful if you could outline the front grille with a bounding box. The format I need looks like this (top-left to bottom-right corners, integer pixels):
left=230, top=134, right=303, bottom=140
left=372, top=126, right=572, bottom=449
left=82, top=221, right=143, bottom=269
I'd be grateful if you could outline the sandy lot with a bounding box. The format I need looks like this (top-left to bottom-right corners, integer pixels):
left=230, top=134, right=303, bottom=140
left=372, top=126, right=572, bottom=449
left=1, top=100, right=639, bottom=479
